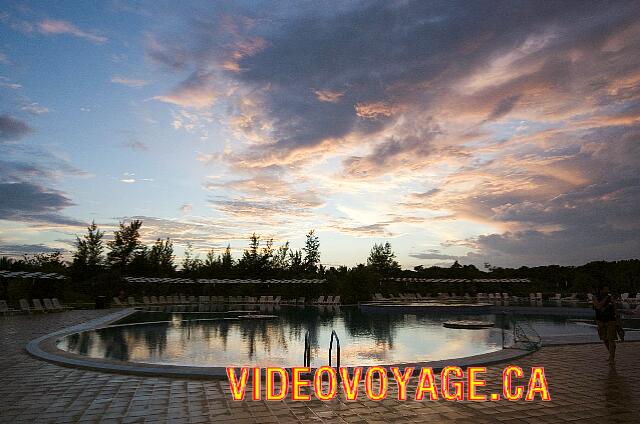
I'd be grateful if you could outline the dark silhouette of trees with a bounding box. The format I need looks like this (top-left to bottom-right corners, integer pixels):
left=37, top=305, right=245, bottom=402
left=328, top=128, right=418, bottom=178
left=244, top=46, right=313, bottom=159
left=107, top=220, right=144, bottom=271
left=367, top=242, right=401, bottom=275
left=303, top=230, right=320, bottom=273
left=73, top=221, right=104, bottom=271
left=147, top=238, right=175, bottom=276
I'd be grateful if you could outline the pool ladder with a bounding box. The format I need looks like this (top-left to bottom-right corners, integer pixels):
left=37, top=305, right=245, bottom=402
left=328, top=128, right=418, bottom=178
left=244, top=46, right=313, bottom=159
left=303, top=329, right=341, bottom=378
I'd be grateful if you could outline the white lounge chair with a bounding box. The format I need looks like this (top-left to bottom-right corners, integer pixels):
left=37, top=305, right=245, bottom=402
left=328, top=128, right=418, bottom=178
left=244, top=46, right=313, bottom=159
left=332, top=295, right=341, bottom=305
left=42, top=298, right=57, bottom=312
left=150, top=296, right=158, bottom=304
left=0, top=300, right=19, bottom=315
left=297, top=297, right=305, bottom=305
left=561, top=293, right=578, bottom=302
left=314, top=296, right=325, bottom=304
left=274, top=296, right=281, bottom=304
left=128, top=296, right=136, bottom=307
left=325, top=296, right=334, bottom=304
left=20, top=298, right=33, bottom=313
left=52, top=298, right=70, bottom=311
left=32, top=299, right=46, bottom=313
left=550, top=293, right=561, bottom=301
left=143, top=296, right=150, bottom=305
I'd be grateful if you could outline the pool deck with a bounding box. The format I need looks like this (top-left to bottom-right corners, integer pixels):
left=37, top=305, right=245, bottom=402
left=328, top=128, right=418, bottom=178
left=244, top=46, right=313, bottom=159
left=2, top=309, right=640, bottom=423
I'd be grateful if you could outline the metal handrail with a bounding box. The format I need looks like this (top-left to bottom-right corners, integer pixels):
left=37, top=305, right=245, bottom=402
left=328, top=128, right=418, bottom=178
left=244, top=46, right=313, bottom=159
left=329, top=330, right=340, bottom=378
left=303, top=331, right=311, bottom=367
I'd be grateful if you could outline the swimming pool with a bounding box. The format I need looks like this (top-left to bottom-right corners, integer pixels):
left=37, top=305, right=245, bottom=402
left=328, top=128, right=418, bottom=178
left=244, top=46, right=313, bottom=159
left=56, top=305, right=601, bottom=368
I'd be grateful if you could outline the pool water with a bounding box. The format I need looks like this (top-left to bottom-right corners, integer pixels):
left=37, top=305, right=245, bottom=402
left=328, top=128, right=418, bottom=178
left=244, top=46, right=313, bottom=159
left=57, top=305, right=598, bottom=368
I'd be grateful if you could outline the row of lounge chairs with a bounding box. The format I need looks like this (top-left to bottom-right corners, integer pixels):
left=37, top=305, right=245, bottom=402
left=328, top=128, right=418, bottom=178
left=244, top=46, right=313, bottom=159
left=114, top=295, right=342, bottom=307
left=0, top=298, right=69, bottom=315
left=312, top=296, right=341, bottom=305
left=372, top=292, right=589, bottom=303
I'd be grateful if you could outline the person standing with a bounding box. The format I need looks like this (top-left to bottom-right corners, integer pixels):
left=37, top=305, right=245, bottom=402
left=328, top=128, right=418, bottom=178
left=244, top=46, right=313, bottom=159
left=592, top=285, right=617, bottom=364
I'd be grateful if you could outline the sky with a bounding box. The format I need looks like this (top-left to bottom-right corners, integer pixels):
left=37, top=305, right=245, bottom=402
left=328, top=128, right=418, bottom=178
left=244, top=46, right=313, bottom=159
left=0, top=0, right=639, bottom=269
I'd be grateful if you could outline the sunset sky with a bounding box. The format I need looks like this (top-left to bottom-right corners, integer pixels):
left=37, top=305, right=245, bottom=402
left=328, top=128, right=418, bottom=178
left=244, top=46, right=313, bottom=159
left=1, top=0, right=639, bottom=268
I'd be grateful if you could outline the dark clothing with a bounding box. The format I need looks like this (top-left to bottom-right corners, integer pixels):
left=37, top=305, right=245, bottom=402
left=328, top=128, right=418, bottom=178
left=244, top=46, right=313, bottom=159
left=594, top=293, right=616, bottom=321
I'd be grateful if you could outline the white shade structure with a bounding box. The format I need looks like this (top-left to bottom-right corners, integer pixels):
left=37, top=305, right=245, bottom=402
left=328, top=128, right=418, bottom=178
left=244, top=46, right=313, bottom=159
left=385, top=277, right=531, bottom=283
left=122, top=276, right=327, bottom=284
left=0, top=270, right=68, bottom=280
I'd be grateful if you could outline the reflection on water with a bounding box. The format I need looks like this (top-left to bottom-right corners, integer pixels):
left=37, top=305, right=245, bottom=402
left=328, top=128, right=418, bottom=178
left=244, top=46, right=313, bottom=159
left=60, top=306, right=514, bottom=367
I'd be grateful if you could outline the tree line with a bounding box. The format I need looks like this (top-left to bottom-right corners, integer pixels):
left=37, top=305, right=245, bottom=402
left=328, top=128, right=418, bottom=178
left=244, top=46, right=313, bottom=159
left=1, top=219, right=638, bottom=294
left=0, top=220, right=401, bottom=280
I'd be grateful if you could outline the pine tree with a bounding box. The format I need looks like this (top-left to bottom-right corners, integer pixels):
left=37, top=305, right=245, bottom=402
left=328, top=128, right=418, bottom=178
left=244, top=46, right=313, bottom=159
left=367, top=242, right=401, bottom=275
left=303, top=230, right=320, bottom=273
left=73, top=221, right=104, bottom=269
left=106, top=220, right=144, bottom=271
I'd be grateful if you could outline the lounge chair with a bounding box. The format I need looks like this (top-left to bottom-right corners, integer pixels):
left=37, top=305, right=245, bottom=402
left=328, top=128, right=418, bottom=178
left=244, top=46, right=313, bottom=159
left=550, top=293, right=561, bottom=302
left=333, top=295, right=341, bottom=305
left=180, top=295, right=188, bottom=304
left=586, top=293, right=593, bottom=302
left=536, top=292, right=543, bottom=301
left=143, top=296, right=150, bottom=305
left=1, top=300, right=19, bottom=315
left=32, top=299, right=46, bottom=313
left=158, top=296, right=166, bottom=304
left=20, top=298, right=33, bottom=313
left=561, top=293, right=578, bottom=302
left=150, top=296, right=158, bottom=304
left=314, top=296, right=325, bottom=304
left=189, top=295, right=196, bottom=304
left=42, top=298, right=57, bottom=312
left=274, top=296, right=281, bottom=304
left=325, top=296, right=334, bottom=305
left=128, top=296, right=136, bottom=307
left=297, top=297, right=305, bottom=305
left=52, top=298, right=70, bottom=311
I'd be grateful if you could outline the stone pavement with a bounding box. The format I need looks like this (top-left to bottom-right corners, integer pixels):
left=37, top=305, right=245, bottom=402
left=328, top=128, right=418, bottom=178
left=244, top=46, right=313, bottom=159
left=1, top=310, right=639, bottom=423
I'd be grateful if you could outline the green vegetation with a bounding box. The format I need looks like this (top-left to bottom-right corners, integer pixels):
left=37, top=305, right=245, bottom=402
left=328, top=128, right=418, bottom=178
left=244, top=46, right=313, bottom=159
left=1, top=219, right=639, bottom=304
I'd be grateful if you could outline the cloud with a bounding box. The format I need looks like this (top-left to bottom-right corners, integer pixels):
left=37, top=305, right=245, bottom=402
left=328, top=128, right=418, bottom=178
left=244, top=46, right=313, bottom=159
left=315, top=89, right=344, bottom=103
left=37, top=19, right=107, bottom=43
left=141, top=1, right=640, bottom=266
left=0, top=77, right=22, bottom=90
left=410, top=251, right=459, bottom=261
left=0, top=182, right=80, bottom=225
left=121, top=140, right=149, bottom=151
left=20, top=103, right=49, bottom=115
left=0, top=114, right=32, bottom=142
left=0, top=243, right=66, bottom=256
left=153, top=71, right=216, bottom=108
left=111, top=76, right=149, bottom=88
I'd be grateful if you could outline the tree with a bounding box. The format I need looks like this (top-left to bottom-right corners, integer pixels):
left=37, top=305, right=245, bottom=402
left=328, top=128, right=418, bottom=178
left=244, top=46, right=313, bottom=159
left=107, top=220, right=144, bottom=271
left=148, top=238, right=175, bottom=275
left=73, top=221, right=104, bottom=269
left=303, top=230, right=320, bottom=273
left=221, top=244, right=234, bottom=271
left=182, top=242, right=202, bottom=275
left=239, top=233, right=268, bottom=276
left=289, top=249, right=304, bottom=274
left=367, top=242, right=401, bottom=275
left=272, top=242, right=290, bottom=271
